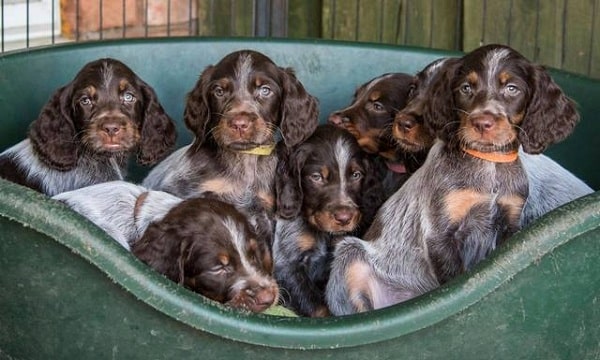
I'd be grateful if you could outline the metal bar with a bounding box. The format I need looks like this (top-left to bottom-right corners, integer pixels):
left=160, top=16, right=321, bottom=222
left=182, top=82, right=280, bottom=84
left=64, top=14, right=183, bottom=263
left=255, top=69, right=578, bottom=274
left=271, top=0, right=288, bottom=37
left=403, top=0, right=409, bottom=44
left=378, top=0, right=384, bottom=43
left=482, top=0, right=487, bottom=45
left=1, top=0, right=4, bottom=52
left=355, top=0, right=360, bottom=41
left=588, top=0, right=597, bottom=76
left=254, top=0, right=271, bottom=36
left=26, top=0, right=30, bottom=48
left=76, top=0, right=80, bottom=41
left=507, top=0, right=513, bottom=46
left=52, top=0, right=56, bottom=44
left=123, top=0, right=127, bottom=38
left=534, top=0, right=540, bottom=61
left=454, top=0, right=463, bottom=50
left=145, top=0, right=149, bottom=37
left=169, top=0, right=173, bottom=36
left=331, top=0, right=336, bottom=39
left=429, top=0, right=434, bottom=47
left=189, top=0, right=193, bottom=35
left=560, top=0, right=568, bottom=68
left=99, top=0, right=104, bottom=40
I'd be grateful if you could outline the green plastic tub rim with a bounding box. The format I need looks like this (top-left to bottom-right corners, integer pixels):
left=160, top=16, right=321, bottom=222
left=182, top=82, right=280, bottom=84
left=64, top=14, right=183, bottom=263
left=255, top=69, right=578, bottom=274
left=0, top=38, right=598, bottom=351
left=1, top=178, right=598, bottom=350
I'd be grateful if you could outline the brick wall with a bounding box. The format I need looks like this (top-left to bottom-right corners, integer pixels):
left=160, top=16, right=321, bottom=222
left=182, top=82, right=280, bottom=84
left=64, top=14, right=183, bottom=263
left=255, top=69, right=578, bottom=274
left=60, top=0, right=197, bottom=39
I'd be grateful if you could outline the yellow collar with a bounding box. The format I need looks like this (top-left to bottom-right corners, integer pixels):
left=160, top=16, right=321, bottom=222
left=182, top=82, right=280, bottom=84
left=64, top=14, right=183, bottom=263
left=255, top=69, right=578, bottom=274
left=235, top=144, right=276, bottom=156
left=463, top=147, right=519, bottom=163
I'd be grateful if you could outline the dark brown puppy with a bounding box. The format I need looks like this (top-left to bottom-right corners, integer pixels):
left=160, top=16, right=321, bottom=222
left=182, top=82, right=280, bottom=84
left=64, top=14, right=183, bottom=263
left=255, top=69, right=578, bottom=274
left=273, top=124, right=382, bottom=317
left=132, top=197, right=279, bottom=313
left=328, top=72, right=414, bottom=197
left=0, top=58, right=176, bottom=196
left=143, top=50, right=319, bottom=245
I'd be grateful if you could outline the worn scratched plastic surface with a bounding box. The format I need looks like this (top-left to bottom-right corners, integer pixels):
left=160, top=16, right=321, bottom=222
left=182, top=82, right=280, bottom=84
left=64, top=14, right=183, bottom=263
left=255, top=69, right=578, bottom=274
left=0, top=38, right=598, bottom=359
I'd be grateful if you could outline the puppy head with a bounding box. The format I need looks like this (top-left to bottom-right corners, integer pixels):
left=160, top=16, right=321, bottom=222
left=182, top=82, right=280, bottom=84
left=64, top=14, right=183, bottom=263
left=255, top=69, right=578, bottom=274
left=393, top=58, right=459, bottom=153
left=277, top=125, right=371, bottom=235
left=184, top=50, right=319, bottom=152
left=28, top=58, right=176, bottom=170
left=426, top=45, right=578, bottom=154
left=328, top=73, right=413, bottom=157
left=133, top=198, right=278, bottom=313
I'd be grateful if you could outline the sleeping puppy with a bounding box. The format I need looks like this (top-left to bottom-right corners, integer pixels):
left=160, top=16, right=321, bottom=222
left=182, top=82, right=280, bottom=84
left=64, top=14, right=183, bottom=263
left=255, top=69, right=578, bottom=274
left=326, top=44, right=581, bottom=315
left=273, top=124, right=382, bottom=317
left=328, top=72, right=414, bottom=197
left=54, top=181, right=279, bottom=313
left=143, top=50, right=319, bottom=245
left=0, top=58, right=176, bottom=196
left=132, top=197, right=279, bottom=313
left=391, top=57, right=593, bottom=228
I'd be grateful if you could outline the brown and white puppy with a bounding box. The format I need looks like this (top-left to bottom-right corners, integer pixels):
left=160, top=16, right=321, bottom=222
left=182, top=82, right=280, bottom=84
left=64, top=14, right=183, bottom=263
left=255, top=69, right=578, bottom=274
left=273, top=124, right=382, bottom=317
left=54, top=181, right=278, bottom=313
left=0, top=58, right=176, bottom=196
left=133, top=197, right=279, bottom=313
left=391, top=57, right=593, bottom=228
left=326, top=44, right=580, bottom=315
left=143, top=50, right=319, bottom=245
left=328, top=73, right=414, bottom=197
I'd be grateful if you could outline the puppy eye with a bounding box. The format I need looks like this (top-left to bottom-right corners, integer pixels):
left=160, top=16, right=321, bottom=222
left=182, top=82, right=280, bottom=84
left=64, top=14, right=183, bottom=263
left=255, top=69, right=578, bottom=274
left=258, top=85, right=272, bottom=97
left=122, top=92, right=136, bottom=103
left=208, top=265, right=229, bottom=276
left=459, top=83, right=472, bottom=95
left=350, top=171, right=363, bottom=181
left=372, top=101, right=385, bottom=112
left=79, top=96, right=92, bottom=106
left=214, top=86, right=225, bottom=97
left=309, top=172, right=324, bottom=183
left=505, top=84, right=520, bottom=95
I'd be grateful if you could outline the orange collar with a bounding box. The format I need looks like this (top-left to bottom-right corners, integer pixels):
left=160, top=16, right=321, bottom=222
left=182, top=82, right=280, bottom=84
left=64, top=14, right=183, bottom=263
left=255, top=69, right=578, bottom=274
left=463, top=147, right=519, bottom=163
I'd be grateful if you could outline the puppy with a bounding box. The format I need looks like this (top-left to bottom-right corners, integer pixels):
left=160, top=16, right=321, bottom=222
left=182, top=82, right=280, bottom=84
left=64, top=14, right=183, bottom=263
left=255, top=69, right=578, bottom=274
left=326, top=44, right=580, bottom=315
left=54, top=181, right=279, bottom=313
left=143, top=50, right=319, bottom=244
left=273, top=124, right=381, bottom=317
left=391, top=57, right=593, bottom=228
left=0, top=58, right=176, bottom=196
left=132, top=197, right=279, bottom=313
left=328, top=73, right=414, bottom=197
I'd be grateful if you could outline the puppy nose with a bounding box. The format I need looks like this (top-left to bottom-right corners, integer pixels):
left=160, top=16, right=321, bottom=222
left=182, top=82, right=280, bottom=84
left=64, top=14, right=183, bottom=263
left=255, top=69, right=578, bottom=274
left=102, top=122, right=122, bottom=136
left=255, top=287, right=276, bottom=307
left=229, top=115, right=250, bottom=131
left=328, top=112, right=349, bottom=126
left=471, top=114, right=495, bottom=133
left=333, top=207, right=356, bottom=226
left=247, top=285, right=276, bottom=311
left=395, top=113, right=417, bottom=132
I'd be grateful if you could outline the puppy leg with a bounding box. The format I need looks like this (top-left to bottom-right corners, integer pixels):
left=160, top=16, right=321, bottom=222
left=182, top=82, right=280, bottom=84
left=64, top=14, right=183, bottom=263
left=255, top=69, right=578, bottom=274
left=326, top=237, right=377, bottom=315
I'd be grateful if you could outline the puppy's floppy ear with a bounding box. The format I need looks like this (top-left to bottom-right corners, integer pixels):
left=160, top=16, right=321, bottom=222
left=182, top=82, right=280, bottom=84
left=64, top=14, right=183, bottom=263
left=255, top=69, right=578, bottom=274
left=134, top=224, right=182, bottom=282
left=519, top=65, right=579, bottom=154
left=184, top=65, right=215, bottom=150
left=422, top=60, right=460, bottom=141
left=28, top=84, right=79, bottom=171
left=137, top=80, right=177, bottom=165
left=279, top=68, right=319, bottom=147
left=275, top=143, right=308, bottom=219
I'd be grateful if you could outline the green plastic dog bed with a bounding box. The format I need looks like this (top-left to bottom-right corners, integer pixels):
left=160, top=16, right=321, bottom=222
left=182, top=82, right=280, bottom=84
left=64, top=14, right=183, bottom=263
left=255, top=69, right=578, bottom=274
left=0, top=38, right=598, bottom=359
